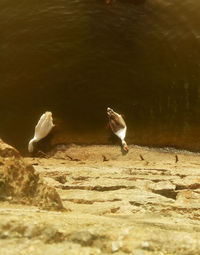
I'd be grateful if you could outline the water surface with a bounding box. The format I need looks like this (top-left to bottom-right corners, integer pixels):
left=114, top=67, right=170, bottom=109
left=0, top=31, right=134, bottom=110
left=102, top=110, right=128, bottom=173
left=1, top=0, right=200, bottom=152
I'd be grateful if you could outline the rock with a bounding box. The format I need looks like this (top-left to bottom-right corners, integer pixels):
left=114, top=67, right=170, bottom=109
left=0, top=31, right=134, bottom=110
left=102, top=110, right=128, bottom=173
left=133, top=249, right=149, bottom=255
left=67, top=231, right=97, bottom=246
left=141, top=241, right=153, bottom=251
left=0, top=140, right=20, bottom=158
left=1, top=145, right=200, bottom=254
left=148, top=181, right=177, bottom=199
left=172, top=177, right=200, bottom=190
left=176, top=190, right=200, bottom=205
left=0, top=139, right=64, bottom=210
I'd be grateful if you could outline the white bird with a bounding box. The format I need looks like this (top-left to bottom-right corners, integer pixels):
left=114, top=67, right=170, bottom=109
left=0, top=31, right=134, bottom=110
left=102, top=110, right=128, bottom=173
left=28, top=111, right=55, bottom=153
left=107, top=107, right=129, bottom=152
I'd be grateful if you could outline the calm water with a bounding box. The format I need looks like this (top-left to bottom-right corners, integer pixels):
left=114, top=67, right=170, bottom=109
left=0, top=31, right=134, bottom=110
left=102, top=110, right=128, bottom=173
left=1, top=0, right=200, bottom=152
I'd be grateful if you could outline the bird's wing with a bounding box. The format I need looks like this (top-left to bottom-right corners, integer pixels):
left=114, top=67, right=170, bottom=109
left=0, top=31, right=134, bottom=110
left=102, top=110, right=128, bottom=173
left=115, top=127, right=126, bottom=140
left=34, top=112, right=54, bottom=140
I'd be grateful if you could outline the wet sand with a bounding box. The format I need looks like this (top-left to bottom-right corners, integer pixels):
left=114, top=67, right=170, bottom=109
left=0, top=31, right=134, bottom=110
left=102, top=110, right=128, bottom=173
left=1, top=145, right=200, bottom=254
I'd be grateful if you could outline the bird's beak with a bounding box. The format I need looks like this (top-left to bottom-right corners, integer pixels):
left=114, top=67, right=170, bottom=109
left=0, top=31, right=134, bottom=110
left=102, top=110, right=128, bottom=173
left=124, top=146, right=129, bottom=152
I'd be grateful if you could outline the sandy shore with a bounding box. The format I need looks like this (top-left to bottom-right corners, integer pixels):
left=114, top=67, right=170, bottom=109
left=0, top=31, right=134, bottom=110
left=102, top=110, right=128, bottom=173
left=1, top=145, right=200, bottom=254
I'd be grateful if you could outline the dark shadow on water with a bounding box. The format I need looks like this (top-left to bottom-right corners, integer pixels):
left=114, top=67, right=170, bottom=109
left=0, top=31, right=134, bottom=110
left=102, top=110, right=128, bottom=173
left=107, top=130, right=119, bottom=144
left=104, top=0, right=146, bottom=5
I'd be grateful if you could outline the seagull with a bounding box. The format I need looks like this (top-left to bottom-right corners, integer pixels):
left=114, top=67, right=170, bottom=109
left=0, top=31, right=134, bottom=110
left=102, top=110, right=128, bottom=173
left=28, top=111, right=55, bottom=153
left=107, top=107, right=129, bottom=152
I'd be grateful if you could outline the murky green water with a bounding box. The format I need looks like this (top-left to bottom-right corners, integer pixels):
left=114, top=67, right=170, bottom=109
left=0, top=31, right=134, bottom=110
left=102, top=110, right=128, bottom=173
left=1, top=0, right=200, bottom=152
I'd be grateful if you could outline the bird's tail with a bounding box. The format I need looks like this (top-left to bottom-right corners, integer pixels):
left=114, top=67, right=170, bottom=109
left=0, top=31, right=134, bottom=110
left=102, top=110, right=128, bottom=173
left=28, top=138, right=36, bottom=153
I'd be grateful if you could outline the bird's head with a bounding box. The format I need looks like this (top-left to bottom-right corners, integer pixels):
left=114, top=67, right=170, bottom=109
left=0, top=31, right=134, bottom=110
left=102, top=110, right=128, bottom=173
left=122, top=140, right=129, bottom=152
left=107, top=107, right=114, bottom=117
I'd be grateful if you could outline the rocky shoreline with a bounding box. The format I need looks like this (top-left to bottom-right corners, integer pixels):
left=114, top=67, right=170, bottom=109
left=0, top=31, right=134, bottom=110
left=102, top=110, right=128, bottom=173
left=1, top=140, right=200, bottom=254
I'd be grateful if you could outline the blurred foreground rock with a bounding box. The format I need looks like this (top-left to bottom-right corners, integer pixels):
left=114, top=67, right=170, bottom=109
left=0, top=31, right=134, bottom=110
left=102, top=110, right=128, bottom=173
left=0, top=139, right=63, bottom=210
